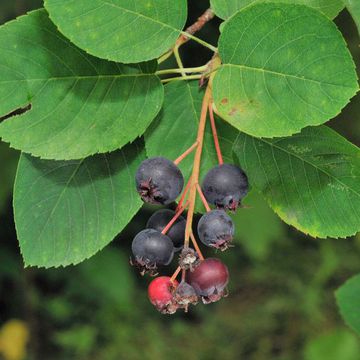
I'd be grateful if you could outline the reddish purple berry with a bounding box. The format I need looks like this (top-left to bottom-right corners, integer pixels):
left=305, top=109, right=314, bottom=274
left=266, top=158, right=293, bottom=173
left=148, top=276, right=179, bottom=314
left=135, top=157, right=184, bottom=205
left=202, top=164, right=248, bottom=211
left=188, top=258, right=229, bottom=304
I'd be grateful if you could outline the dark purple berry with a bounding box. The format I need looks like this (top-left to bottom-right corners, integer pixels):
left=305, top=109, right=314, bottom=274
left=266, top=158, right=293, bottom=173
left=131, top=229, right=174, bottom=275
left=197, top=210, right=234, bottom=251
left=135, top=157, right=184, bottom=205
left=202, top=163, right=248, bottom=211
left=188, top=258, right=229, bottom=304
left=146, top=209, right=185, bottom=251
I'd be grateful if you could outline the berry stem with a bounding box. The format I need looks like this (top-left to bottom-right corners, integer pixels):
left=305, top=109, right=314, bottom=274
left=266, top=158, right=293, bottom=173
left=196, top=183, right=211, bottom=212
left=176, top=176, right=192, bottom=211
left=161, top=75, right=202, bottom=84
left=156, top=66, right=207, bottom=76
left=181, top=269, right=186, bottom=282
left=184, top=85, right=212, bottom=248
left=174, top=142, right=198, bottom=165
left=174, top=45, right=186, bottom=77
left=161, top=201, right=189, bottom=235
left=209, top=103, right=224, bottom=165
left=170, top=266, right=181, bottom=283
left=190, top=232, right=205, bottom=261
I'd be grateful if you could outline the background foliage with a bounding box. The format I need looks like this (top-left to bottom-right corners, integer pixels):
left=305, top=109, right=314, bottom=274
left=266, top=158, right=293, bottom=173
left=0, top=1, right=359, bottom=359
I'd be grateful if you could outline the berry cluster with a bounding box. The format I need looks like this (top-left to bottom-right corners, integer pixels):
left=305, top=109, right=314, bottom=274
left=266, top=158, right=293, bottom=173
left=131, top=92, right=249, bottom=314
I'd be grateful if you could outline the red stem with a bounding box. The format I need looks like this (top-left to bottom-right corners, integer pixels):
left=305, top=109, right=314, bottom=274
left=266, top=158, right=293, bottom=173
left=161, top=201, right=189, bottom=235
left=174, top=142, right=198, bottom=165
left=209, top=103, right=224, bottom=165
left=170, top=266, right=181, bottom=283
left=177, top=177, right=192, bottom=211
left=190, top=232, right=205, bottom=261
left=196, top=183, right=211, bottom=212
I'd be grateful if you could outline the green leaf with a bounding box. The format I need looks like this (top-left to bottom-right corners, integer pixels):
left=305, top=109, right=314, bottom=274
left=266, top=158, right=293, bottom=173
left=0, top=10, right=163, bottom=160
left=145, top=81, right=238, bottom=213
left=211, top=0, right=345, bottom=20
left=14, top=142, right=145, bottom=268
left=343, top=0, right=360, bottom=35
left=44, top=0, right=187, bottom=63
left=213, top=3, right=358, bottom=138
left=336, top=274, right=360, bottom=335
left=233, top=126, right=360, bottom=238
left=304, top=329, right=360, bottom=360
left=232, top=191, right=285, bottom=260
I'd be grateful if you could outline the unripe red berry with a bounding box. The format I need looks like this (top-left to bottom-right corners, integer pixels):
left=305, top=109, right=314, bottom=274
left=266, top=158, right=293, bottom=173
left=188, top=258, right=229, bottom=304
left=148, top=276, right=179, bottom=314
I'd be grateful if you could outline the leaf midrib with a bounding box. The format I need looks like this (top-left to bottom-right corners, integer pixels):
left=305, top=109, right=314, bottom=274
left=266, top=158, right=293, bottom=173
left=0, top=73, right=156, bottom=84
left=222, top=64, right=358, bottom=90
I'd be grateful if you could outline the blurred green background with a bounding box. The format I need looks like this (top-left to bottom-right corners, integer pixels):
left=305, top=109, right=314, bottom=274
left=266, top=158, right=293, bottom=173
left=0, top=1, right=360, bottom=359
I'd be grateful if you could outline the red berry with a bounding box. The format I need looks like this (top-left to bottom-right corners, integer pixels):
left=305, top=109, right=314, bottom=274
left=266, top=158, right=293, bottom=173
left=148, top=276, right=179, bottom=314
left=188, top=258, right=229, bottom=304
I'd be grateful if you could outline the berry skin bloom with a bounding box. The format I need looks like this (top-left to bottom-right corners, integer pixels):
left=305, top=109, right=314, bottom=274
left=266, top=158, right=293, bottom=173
left=148, top=276, right=179, bottom=314
left=197, top=209, right=234, bottom=251
left=201, top=163, right=248, bottom=211
left=131, top=229, right=174, bottom=275
left=146, top=209, right=186, bottom=251
left=135, top=157, right=184, bottom=205
left=188, top=258, right=229, bottom=304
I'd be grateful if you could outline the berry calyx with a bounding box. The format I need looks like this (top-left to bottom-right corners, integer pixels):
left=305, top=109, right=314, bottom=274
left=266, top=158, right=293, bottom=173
left=131, top=229, right=174, bottom=276
left=188, top=258, right=229, bottom=304
left=135, top=157, right=184, bottom=205
left=146, top=209, right=186, bottom=251
left=148, top=276, right=179, bottom=314
left=173, top=281, right=198, bottom=312
left=197, top=210, right=234, bottom=251
left=179, top=247, right=200, bottom=271
left=201, top=163, right=248, bottom=211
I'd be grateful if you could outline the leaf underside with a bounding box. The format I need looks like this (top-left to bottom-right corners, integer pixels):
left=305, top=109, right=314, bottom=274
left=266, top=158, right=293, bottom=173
left=44, top=0, right=187, bottom=63
left=213, top=3, right=358, bottom=138
left=0, top=10, right=164, bottom=160
left=233, top=126, right=360, bottom=238
left=14, top=142, right=145, bottom=268
left=210, top=0, right=345, bottom=20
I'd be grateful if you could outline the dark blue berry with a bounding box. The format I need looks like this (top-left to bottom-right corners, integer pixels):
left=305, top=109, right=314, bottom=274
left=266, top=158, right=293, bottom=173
left=146, top=209, right=185, bottom=251
left=197, top=210, right=234, bottom=251
left=135, top=157, right=184, bottom=205
left=131, top=229, right=174, bottom=275
left=202, top=164, right=248, bottom=211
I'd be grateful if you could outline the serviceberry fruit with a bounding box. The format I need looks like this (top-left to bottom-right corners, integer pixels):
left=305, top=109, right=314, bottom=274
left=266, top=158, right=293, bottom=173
left=173, top=281, right=198, bottom=312
left=197, top=210, right=234, bottom=251
left=131, top=229, right=174, bottom=276
left=179, top=248, right=200, bottom=271
left=202, top=163, right=248, bottom=211
left=135, top=157, right=184, bottom=205
left=148, top=276, right=179, bottom=314
left=188, top=258, right=229, bottom=304
left=146, top=209, right=185, bottom=251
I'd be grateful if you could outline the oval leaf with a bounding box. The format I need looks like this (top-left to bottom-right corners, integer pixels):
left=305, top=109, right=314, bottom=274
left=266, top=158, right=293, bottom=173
left=211, top=0, right=344, bottom=20
left=213, top=3, right=358, bottom=138
left=0, top=10, right=163, bottom=160
left=336, top=274, right=360, bottom=335
left=145, top=81, right=238, bottom=212
left=44, top=0, right=187, bottom=63
left=233, top=126, right=360, bottom=238
left=14, top=142, right=145, bottom=268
